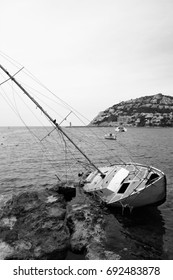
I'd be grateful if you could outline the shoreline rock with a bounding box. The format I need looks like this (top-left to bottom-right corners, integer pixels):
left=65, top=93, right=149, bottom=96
left=0, top=184, right=121, bottom=260
left=0, top=188, right=70, bottom=259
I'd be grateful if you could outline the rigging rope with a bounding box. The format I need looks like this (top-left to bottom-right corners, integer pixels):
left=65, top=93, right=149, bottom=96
left=0, top=51, right=139, bottom=178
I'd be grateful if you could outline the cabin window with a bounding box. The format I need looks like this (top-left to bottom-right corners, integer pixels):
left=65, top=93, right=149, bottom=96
left=118, top=182, right=130, bottom=194
left=146, top=173, right=159, bottom=185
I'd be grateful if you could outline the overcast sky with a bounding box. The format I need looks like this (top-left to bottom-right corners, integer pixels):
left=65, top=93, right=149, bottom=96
left=0, top=0, right=173, bottom=126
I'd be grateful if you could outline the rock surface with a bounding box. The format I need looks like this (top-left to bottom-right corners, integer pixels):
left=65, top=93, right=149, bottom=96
left=0, top=183, right=166, bottom=260
left=0, top=184, right=121, bottom=260
left=0, top=188, right=70, bottom=259
left=67, top=187, right=120, bottom=259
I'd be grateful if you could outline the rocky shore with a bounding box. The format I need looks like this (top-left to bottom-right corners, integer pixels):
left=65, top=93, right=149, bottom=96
left=0, top=183, right=120, bottom=260
left=0, top=182, right=167, bottom=260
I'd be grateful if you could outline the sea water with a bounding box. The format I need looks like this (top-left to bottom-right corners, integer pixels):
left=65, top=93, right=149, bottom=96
left=0, top=126, right=173, bottom=259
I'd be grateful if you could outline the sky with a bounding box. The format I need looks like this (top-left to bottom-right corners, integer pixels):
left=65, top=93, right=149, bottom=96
left=0, top=0, right=173, bottom=126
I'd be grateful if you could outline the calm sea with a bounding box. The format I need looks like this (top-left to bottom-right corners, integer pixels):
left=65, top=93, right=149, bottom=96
left=0, top=126, right=173, bottom=259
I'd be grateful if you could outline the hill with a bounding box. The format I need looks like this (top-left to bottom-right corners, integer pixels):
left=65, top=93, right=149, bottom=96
left=89, top=93, right=173, bottom=127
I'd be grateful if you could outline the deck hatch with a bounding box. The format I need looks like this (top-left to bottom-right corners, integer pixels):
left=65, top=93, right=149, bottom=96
left=107, top=168, right=129, bottom=192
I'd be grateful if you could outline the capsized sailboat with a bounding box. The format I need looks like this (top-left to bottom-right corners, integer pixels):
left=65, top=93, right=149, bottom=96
left=83, top=163, right=166, bottom=208
left=0, top=59, right=166, bottom=209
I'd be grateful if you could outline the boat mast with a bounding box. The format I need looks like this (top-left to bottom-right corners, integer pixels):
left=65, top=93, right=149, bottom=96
left=0, top=64, right=105, bottom=177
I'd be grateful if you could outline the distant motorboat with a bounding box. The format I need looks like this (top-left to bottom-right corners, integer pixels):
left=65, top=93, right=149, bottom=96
left=115, top=126, right=127, bottom=132
left=104, top=133, right=117, bottom=140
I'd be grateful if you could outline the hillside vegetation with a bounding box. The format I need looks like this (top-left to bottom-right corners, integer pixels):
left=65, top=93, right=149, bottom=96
left=89, top=93, right=173, bottom=127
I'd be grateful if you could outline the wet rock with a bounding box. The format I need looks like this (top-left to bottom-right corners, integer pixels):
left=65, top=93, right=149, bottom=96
left=67, top=187, right=120, bottom=259
left=0, top=189, right=70, bottom=259
left=86, top=243, right=121, bottom=260
left=0, top=240, right=14, bottom=259
left=0, top=184, right=121, bottom=260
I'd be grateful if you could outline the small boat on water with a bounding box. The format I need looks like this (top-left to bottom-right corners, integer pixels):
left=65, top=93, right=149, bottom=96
left=104, top=133, right=117, bottom=140
left=115, top=126, right=127, bottom=132
left=0, top=55, right=167, bottom=210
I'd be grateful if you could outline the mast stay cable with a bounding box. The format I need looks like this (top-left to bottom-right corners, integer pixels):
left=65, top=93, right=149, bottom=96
left=0, top=64, right=105, bottom=178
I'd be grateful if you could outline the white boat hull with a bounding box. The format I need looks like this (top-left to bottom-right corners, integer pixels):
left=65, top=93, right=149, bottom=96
left=109, top=175, right=166, bottom=208
left=83, top=163, right=166, bottom=209
left=104, top=133, right=117, bottom=140
left=115, top=127, right=127, bottom=132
